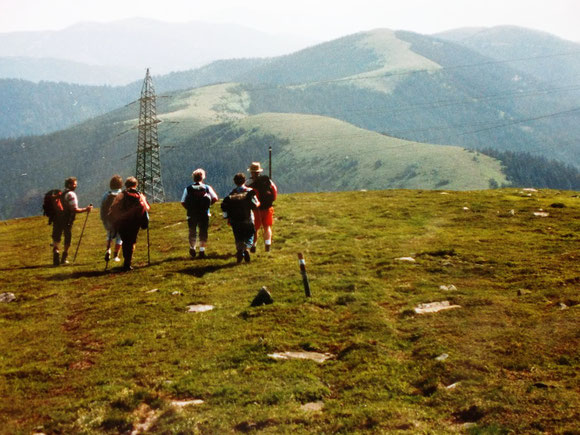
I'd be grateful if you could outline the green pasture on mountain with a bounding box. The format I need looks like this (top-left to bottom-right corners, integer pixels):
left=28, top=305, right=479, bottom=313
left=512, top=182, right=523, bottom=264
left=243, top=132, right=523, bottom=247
left=0, top=188, right=578, bottom=433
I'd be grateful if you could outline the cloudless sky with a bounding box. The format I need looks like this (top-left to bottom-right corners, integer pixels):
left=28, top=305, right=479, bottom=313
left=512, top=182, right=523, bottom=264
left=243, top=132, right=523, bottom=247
left=1, top=0, right=579, bottom=42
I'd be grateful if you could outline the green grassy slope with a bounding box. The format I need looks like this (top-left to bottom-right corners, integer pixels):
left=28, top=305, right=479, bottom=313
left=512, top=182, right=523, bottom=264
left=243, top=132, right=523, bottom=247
left=0, top=189, right=578, bottom=433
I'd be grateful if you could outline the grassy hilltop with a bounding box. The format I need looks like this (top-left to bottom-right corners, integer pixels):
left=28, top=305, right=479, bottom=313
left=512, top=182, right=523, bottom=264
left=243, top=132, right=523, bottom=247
left=0, top=189, right=578, bottom=433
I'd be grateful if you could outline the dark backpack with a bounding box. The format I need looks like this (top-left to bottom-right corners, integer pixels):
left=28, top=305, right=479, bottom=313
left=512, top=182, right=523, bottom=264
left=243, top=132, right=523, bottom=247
left=42, top=189, right=65, bottom=224
left=100, top=191, right=118, bottom=223
left=184, top=184, right=211, bottom=217
left=252, top=175, right=275, bottom=209
left=221, top=189, right=256, bottom=222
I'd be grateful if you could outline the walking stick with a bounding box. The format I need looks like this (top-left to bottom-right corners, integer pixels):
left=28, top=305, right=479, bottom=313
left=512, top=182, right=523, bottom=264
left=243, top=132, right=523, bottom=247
left=73, top=204, right=92, bottom=264
left=269, top=146, right=272, bottom=179
left=147, top=225, right=151, bottom=266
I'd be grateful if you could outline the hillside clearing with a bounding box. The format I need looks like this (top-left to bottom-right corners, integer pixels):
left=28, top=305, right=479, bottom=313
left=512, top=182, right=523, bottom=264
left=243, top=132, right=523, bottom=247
left=0, top=189, right=578, bottom=433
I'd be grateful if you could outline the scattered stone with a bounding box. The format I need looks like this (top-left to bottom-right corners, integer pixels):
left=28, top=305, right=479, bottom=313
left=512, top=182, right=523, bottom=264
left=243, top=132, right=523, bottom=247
left=300, top=401, right=324, bottom=412
left=250, top=286, right=274, bottom=307
left=0, top=292, right=16, bottom=302
left=268, top=351, right=334, bottom=363
left=146, top=288, right=159, bottom=293
left=533, top=210, right=549, bottom=217
left=440, top=192, right=450, bottom=195
left=522, top=188, right=538, bottom=192
left=463, top=207, right=469, bottom=211
left=396, top=257, right=416, bottom=263
left=446, top=382, right=461, bottom=389
left=187, top=305, right=214, bottom=313
left=172, top=291, right=183, bottom=296
left=558, top=302, right=569, bottom=310
left=414, top=301, right=461, bottom=314
left=509, top=209, right=516, bottom=216
left=517, top=289, right=532, bottom=296
left=171, top=399, right=204, bottom=408
left=439, top=285, right=457, bottom=291
left=435, top=353, right=449, bottom=361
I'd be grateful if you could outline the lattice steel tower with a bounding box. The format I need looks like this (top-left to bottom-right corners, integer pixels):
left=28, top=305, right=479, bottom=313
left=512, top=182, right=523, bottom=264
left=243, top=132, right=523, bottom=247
left=135, top=68, right=165, bottom=203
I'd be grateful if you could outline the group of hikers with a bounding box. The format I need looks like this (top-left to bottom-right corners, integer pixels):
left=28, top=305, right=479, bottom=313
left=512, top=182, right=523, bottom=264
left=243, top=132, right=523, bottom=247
left=44, top=162, right=277, bottom=270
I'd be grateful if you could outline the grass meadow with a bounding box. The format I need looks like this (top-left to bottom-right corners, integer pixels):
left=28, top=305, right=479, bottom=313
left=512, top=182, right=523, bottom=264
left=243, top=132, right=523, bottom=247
left=0, top=189, right=578, bottom=434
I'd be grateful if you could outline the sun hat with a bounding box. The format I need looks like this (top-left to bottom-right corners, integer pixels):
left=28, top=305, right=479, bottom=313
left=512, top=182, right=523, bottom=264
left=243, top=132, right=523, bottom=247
left=248, top=162, right=264, bottom=173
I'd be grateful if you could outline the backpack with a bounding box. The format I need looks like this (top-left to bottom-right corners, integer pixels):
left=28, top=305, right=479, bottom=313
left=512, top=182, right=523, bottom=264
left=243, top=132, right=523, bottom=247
left=221, top=189, right=256, bottom=222
left=42, top=189, right=65, bottom=224
left=100, top=191, right=118, bottom=223
left=108, top=190, right=149, bottom=230
left=184, top=184, right=211, bottom=217
left=252, top=175, right=275, bottom=209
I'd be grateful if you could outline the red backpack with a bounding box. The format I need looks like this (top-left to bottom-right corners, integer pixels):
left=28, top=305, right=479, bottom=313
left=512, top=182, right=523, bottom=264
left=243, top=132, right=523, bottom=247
left=42, top=189, right=65, bottom=224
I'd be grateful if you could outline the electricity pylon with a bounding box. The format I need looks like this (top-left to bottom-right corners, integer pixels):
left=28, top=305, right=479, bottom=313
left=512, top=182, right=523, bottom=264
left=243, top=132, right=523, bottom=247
left=135, top=68, right=165, bottom=203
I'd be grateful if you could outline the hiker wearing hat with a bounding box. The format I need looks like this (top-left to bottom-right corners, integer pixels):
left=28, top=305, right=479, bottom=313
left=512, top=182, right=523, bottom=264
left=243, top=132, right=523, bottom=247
left=51, top=177, right=93, bottom=266
left=181, top=168, right=219, bottom=259
left=247, top=161, right=278, bottom=252
left=221, top=173, right=260, bottom=263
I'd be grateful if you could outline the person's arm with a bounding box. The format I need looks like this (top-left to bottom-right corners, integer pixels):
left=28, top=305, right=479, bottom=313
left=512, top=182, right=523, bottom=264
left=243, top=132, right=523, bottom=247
left=207, top=185, right=219, bottom=204
left=67, top=191, right=92, bottom=213
left=270, top=181, right=278, bottom=201
left=180, top=187, right=189, bottom=209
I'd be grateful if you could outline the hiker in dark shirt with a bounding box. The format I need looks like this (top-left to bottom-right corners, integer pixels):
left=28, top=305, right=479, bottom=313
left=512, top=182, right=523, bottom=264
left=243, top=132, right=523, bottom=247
left=51, top=177, right=93, bottom=266
left=180, top=168, right=218, bottom=259
left=221, top=173, right=260, bottom=264
left=108, top=177, right=150, bottom=271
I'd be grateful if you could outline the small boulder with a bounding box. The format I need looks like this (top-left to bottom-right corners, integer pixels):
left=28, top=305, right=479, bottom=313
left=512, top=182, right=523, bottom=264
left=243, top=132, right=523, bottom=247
left=251, top=286, right=274, bottom=307
left=396, top=257, right=416, bottom=263
left=0, top=293, right=16, bottom=303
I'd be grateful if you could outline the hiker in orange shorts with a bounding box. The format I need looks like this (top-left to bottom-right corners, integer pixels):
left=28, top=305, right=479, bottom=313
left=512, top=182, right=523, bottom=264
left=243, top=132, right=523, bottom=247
left=247, top=162, right=277, bottom=252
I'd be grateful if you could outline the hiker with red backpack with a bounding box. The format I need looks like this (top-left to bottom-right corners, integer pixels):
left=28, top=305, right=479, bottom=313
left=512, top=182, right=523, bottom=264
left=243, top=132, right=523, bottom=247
left=181, top=168, right=218, bottom=259
left=247, top=162, right=277, bottom=253
left=44, top=177, right=93, bottom=266
left=100, top=174, right=124, bottom=264
left=108, top=177, right=150, bottom=271
left=221, top=172, right=260, bottom=263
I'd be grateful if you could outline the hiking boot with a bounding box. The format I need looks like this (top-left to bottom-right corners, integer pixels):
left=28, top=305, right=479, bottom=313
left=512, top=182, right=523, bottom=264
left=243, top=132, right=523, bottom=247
left=243, top=250, right=251, bottom=263
left=236, top=250, right=244, bottom=264
left=123, top=264, right=134, bottom=271
left=104, top=250, right=111, bottom=262
left=61, top=252, right=69, bottom=265
left=189, top=248, right=196, bottom=258
left=265, top=244, right=271, bottom=252
left=198, top=251, right=206, bottom=259
left=113, top=256, right=121, bottom=262
left=53, top=251, right=60, bottom=267
left=250, top=246, right=256, bottom=253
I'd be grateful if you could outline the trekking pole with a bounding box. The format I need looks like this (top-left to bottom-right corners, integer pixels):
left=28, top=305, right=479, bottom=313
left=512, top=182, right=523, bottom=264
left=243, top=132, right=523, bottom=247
left=147, top=225, right=151, bottom=266
left=269, top=146, right=272, bottom=179
left=73, top=204, right=92, bottom=264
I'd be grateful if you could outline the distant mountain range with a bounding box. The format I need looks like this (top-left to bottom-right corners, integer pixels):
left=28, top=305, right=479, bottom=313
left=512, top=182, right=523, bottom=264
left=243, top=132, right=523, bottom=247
left=1, top=25, right=579, bottom=219
left=0, top=18, right=316, bottom=84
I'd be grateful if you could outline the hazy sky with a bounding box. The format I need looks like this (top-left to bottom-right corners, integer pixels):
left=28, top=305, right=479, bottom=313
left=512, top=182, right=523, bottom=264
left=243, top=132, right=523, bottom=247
left=1, top=0, right=579, bottom=42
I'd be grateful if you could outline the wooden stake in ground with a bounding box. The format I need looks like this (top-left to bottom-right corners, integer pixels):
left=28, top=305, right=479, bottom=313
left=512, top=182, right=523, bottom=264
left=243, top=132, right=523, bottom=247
left=298, top=253, right=311, bottom=297
left=72, top=205, right=91, bottom=264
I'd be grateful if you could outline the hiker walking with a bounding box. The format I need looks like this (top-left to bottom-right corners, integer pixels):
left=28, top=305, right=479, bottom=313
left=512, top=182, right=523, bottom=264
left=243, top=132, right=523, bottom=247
left=247, top=162, right=277, bottom=252
left=221, top=173, right=260, bottom=263
left=49, top=177, right=93, bottom=266
left=108, top=177, right=150, bottom=271
left=181, top=168, right=218, bottom=259
left=100, top=175, right=123, bottom=264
